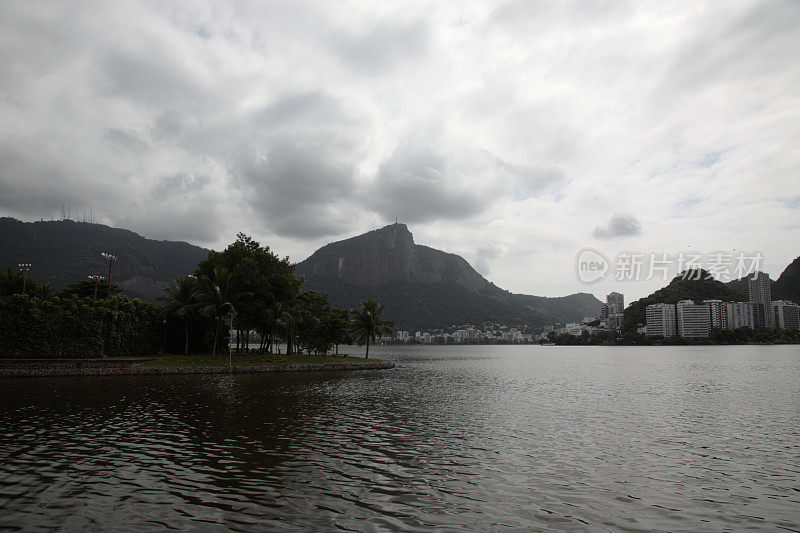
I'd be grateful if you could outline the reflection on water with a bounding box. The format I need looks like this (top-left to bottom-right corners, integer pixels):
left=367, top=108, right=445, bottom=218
left=1, top=345, right=799, bottom=531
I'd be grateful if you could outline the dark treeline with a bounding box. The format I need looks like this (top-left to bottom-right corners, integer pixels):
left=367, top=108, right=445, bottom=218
left=0, top=294, right=160, bottom=357
left=1, top=234, right=391, bottom=358
left=170, top=233, right=354, bottom=357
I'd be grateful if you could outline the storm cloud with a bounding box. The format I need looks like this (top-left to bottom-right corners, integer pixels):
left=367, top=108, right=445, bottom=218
left=0, top=0, right=798, bottom=301
left=368, top=143, right=486, bottom=224
left=593, top=213, right=643, bottom=240
left=240, top=141, right=360, bottom=239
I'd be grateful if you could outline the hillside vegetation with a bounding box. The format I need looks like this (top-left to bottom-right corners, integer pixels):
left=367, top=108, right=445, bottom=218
left=774, top=255, right=800, bottom=302
left=725, top=255, right=800, bottom=303
left=623, top=270, right=746, bottom=331
left=0, top=218, right=208, bottom=301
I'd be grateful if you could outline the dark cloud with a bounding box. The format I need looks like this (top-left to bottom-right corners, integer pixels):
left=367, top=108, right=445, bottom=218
left=250, top=92, right=365, bottom=155
left=240, top=141, right=359, bottom=239
left=0, top=0, right=796, bottom=296
left=592, top=212, right=642, bottom=239
left=333, top=20, right=431, bottom=72
left=663, top=1, right=799, bottom=91
left=471, top=244, right=507, bottom=276
left=151, top=112, right=186, bottom=141
left=231, top=88, right=369, bottom=239
left=103, top=128, right=149, bottom=155
left=151, top=173, right=211, bottom=198
left=368, top=143, right=486, bottom=224
left=96, top=52, right=191, bottom=106
left=0, top=142, right=96, bottom=213
left=486, top=151, right=565, bottom=199
left=257, top=92, right=349, bottom=127
left=115, top=205, right=225, bottom=244
left=364, top=144, right=564, bottom=225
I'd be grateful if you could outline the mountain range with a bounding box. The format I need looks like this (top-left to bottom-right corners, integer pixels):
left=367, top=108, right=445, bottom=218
left=8, top=217, right=794, bottom=333
left=295, top=223, right=601, bottom=331
left=0, top=217, right=207, bottom=301
left=0, top=218, right=601, bottom=331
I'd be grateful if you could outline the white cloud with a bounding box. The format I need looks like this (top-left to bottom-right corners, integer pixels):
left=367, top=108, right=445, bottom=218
left=0, top=0, right=798, bottom=301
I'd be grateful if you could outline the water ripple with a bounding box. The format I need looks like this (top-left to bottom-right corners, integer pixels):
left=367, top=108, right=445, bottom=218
left=1, top=345, right=799, bottom=531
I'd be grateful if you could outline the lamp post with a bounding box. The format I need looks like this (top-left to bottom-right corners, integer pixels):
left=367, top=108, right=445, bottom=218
left=100, top=253, right=116, bottom=298
left=161, top=309, right=167, bottom=354
left=88, top=275, right=104, bottom=301
left=18, top=264, right=31, bottom=295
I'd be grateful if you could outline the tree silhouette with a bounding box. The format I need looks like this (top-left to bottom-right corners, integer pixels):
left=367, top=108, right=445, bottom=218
left=350, top=298, right=393, bottom=358
left=195, top=268, right=246, bottom=356
left=160, top=276, right=198, bottom=355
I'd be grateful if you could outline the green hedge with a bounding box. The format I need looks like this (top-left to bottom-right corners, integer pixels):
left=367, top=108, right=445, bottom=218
left=0, top=294, right=161, bottom=358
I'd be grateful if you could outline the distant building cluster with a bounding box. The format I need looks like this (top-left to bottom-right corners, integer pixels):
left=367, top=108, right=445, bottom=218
left=385, top=324, right=537, bottom=344
left=645, top=272, right=800, bottom=338
left=537, top=291, right=628, bottom=338
left=390, top=272, right=800, bottom=344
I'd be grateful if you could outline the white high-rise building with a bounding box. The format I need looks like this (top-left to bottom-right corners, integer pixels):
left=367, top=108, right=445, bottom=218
left=677, top=300, right=711, bottom=338
left=773, top=300, right=800, bottom=330
left=748, top=272, right=773, bottom=328
left=646, top=303, right=677, bottom=337
left=725, top=302, right=754, bottom=330
left=703, top=300, right=727, bottom=330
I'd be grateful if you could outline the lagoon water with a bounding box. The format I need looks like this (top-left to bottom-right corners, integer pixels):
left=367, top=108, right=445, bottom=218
left=1, top=345, right=799, bottom=531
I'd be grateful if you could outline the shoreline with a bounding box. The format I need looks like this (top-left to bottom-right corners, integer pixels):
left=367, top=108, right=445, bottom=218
left=0, top=361, right=395, bottom=378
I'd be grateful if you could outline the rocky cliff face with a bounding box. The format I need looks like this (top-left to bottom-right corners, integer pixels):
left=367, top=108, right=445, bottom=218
left=298, top=223, right=490, bottom=293
left=296, top=223, right=603, bottom=331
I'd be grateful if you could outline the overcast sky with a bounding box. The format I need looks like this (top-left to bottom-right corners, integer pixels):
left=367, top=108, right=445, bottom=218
left=1, top=0, right=798, bottom=302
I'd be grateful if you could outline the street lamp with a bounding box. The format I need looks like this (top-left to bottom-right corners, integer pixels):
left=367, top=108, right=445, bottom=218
left=18, top=264, right=31, bottom=295
left=161, top=309, right=167, bottom=354
left=100, top=253, right=117, bottom=298
left=88, top=275, right=105, bottom=301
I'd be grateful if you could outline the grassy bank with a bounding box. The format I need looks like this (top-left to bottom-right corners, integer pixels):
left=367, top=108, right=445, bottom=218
left=141, top=353, right=386, bottom=368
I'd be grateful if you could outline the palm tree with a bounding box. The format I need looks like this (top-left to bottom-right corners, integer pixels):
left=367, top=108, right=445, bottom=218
left=350, top=298, right=393, bottom=358
left=0, top=268, right=25, bottom=296
left=160, top=275, right=197, bottom=356
left=30, top=284, right=54, bottom=299
left=195, top=268, right=243, bottom=356
left=259, top=300, right=282, bottom=354
left=277, top=299, right=304, bottom=355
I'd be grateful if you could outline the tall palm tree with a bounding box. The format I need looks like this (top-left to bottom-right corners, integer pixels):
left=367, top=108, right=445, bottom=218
left=160, top=275, right=197, bottom=356
left=195, top=268, right=243, bottom=356
left=0, top=268, right=25, bottom=296
left=259, top=300, right=281, bottom=354
left=350, top=298, right=393, bottom=358
left=276, top=299, right=304, bottom=355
